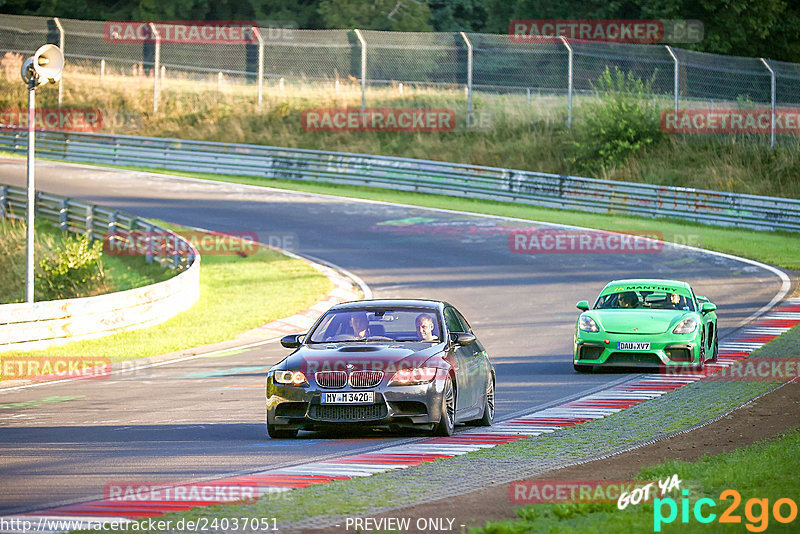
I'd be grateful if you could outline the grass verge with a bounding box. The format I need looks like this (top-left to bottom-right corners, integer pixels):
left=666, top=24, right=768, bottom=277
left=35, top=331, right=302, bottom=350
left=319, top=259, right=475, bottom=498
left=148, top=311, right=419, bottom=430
left=0, top=223, right=333, bottom=366
left=0, top=218, right=171, bottom=304
left=474, top=427, right=800, bottom=533
left=73, top=320, right=800, bottom=533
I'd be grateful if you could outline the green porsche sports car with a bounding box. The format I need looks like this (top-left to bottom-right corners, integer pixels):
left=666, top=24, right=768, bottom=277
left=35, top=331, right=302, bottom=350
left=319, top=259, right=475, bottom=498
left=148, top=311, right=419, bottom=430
left=573, top=279, right=718, bottom=372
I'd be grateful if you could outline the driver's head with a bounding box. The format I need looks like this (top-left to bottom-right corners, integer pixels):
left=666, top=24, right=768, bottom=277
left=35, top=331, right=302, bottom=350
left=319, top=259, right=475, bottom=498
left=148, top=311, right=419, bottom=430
left=670, top=293, right=681, bottom=305
left=350, top=312, right=369, bottom=334
left=618, top=292, right=637, bottom=308
left=415, top=313, right=436, bottom=341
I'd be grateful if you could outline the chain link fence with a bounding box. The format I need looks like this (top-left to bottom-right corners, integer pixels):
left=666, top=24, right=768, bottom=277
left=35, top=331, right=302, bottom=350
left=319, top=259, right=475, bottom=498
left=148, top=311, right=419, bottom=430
left=1, top=13, right=799, bottom=146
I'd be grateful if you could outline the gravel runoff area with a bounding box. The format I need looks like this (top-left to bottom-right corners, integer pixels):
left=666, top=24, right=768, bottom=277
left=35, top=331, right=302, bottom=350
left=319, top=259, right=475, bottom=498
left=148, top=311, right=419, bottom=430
left=272, top=327, right=800, bottom=533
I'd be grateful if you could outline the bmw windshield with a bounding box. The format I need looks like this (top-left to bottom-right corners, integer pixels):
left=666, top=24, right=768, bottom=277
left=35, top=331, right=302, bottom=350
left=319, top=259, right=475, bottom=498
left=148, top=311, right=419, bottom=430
left=307, top=308, right=443, bottom=343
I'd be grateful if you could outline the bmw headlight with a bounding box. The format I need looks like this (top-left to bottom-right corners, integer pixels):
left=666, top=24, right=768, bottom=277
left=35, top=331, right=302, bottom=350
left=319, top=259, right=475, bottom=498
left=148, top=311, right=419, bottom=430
left=579, top=315, right=599, bottom=333
left=672, top=317, right=698, bottom=334
left=389, top=367, right=438, bottom=386
left=273, top=370, right=307, bottom=386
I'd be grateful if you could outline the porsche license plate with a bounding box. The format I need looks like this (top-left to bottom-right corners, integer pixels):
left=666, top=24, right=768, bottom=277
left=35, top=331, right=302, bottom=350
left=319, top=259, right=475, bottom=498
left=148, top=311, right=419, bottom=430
left=321, top=392, right=375, bottom=404
left=617, top=342, right=651, bottom=351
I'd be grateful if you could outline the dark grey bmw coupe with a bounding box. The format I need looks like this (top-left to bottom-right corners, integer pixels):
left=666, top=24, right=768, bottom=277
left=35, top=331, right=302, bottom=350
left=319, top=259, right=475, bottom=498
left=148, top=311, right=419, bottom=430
left=266, top=299, right=495, bottom=438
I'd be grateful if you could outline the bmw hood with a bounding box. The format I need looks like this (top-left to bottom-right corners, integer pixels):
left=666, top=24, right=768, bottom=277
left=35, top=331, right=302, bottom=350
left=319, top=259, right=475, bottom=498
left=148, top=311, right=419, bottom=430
left=593, top=310, right=688, bottom=334
left=278, top=343, right=444, bottom=374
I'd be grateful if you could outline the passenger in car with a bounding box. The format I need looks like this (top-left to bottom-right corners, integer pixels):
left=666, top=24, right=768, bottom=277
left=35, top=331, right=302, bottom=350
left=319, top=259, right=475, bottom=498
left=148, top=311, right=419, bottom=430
left=415, top=313, right=439, bottom=342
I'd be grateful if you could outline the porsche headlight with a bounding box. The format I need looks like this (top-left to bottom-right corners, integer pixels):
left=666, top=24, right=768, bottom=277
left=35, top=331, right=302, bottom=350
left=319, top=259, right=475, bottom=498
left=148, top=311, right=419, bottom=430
left=672, top=317, right=698, bottom=334
left=273, top=370, right=307, bottom=386
left=579, top=315, right=599, bottom=333
left=389, top=367, right=438, bottom=386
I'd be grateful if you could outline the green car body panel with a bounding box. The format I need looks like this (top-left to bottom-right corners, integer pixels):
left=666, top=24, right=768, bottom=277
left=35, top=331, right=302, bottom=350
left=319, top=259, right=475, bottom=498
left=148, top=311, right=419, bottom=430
left=573, top=279, right=718, bottom=372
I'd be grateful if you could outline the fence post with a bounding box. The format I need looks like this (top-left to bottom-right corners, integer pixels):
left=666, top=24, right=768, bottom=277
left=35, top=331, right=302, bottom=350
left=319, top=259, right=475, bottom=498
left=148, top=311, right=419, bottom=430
left=252, top=26, right=264, bottom=109
left=59, top=198, right=68, bottom=231
left=85, top=204, right=94, bottom=241
left=53, top=17, right=64, bottom=108
left=0, top=185, right=7, bottom=219
left=354, top=29, right=367, bottom=110
left=559, top=36, right=573, bottom=129
left=665, top=45, right=679, bottom=115
left=760, top=58, right=776, bottom=149
left=460, top=31, right=473, bottom=124
left=149, top=23, right=161, bottom=114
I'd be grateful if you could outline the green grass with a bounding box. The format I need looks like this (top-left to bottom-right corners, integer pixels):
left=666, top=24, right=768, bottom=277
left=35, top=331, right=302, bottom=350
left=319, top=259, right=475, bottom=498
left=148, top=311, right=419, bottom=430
left=0, top=225, right=334, bottom=365
left=1, top=66, right=799, bottom=199
left=0, top=218, right=171, bottom=304
left=472, top=428, right=800, bottom=533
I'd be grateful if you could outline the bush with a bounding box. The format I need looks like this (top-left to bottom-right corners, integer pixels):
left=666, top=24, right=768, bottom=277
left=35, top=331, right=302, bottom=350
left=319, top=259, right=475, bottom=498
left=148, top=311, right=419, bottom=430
left=36, top=233, right=105, bottom=300
left=572, top=67, right=664, bottom=174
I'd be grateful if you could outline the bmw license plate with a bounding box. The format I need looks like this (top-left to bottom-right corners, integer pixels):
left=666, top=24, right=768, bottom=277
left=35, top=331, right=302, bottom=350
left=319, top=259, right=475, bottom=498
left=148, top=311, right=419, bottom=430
left=321, top=392, right=374, bottom=404
left=617, top=342, right=651, bottom=351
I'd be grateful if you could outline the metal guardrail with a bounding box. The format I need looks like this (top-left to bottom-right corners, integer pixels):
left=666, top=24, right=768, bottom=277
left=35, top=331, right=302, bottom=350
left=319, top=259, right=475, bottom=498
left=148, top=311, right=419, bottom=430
left=0, top=184, right=200, bottom=352
left=1, top=129, right=799, bottom=233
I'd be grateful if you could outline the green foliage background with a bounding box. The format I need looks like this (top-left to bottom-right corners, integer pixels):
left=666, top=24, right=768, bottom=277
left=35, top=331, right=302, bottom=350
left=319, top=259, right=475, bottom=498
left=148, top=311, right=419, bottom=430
left=0, top=0, right=798, bottom=61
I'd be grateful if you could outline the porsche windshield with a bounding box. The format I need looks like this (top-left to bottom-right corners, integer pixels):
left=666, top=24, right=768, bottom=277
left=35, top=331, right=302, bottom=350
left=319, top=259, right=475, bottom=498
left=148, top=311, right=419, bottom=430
left=595, top=290, right=695, bottom=311
left=307, top=308, right=443, bottom=343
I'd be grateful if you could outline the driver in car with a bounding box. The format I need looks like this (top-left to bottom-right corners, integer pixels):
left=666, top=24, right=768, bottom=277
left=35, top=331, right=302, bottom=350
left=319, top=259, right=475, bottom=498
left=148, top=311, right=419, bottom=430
left=350, top=312, right=370, bottom=339
left=618, top=292, right=639, bottom=308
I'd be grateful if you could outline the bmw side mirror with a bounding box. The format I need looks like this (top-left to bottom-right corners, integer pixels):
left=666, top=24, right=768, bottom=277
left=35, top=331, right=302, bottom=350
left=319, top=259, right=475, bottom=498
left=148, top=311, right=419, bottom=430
left=701, top=302, right=717, bottom=314
left=576, top=300, right=589, bottom=311
left=450, top=332, right=476, bottom=346
left=280, top=334, right=304, bottom=348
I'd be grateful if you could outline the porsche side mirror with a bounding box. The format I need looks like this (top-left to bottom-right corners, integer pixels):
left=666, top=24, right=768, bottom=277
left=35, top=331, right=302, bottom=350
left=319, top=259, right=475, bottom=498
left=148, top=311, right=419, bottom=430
left=280, top=334, right=304, bottom=348
left=576, top=300, right=590, bottom=311
left=696, top=295, right=709, bottom=303
left=701, top=302, right=717, bottom=314
left=450, top=332, right=476, bottom=346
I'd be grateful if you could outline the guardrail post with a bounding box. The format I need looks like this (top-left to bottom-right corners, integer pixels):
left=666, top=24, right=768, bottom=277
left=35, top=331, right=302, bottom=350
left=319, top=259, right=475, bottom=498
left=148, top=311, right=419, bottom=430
left=100, top=58, right=105, bottom=83
left=59, top=198, right=68, bottom=231
left=666, top=45, right=679, bottom=115
left=149, top=23, right=161, bottom=114
left=460, top=32, right=473, bottom=125
left=108, top=211, right=117, bottom=236
left=0, top=185, right=7, bottom=219
left=253, top=26, right=264, bottom=109
left=354, top=29, right=367, bottom=110
left=559, top=36, right=573, bottom=129
left=53, top=17, right=64, bottom=108
left=761, top=58, right=776, bottom=149
left=85, top=204, right=94, bottom=241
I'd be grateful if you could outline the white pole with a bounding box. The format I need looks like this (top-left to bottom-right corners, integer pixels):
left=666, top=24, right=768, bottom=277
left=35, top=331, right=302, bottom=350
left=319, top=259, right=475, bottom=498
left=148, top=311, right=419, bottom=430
left=149, top=23, right=160, bottom=114
left=460, top=31, right=473, bottom=122
left=26, top=83, right=35, bottom=303
left=54, top=18, right=64, bottom=108
left=666, top=45, right=679, bottom=115
left=560, top=36, right=573, bottom=129
left=760, top=58, right=776, bottom=148
left=100, top=58, right=105, bottom=83
left=354, top=29, right=367, bottom=110
left=253, top=26, right=264, bottom=109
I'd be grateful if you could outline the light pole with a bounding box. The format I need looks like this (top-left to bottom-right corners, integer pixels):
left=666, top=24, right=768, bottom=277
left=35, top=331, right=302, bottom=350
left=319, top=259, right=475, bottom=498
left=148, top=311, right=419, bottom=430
left=20, top=44, right=64, bottom=303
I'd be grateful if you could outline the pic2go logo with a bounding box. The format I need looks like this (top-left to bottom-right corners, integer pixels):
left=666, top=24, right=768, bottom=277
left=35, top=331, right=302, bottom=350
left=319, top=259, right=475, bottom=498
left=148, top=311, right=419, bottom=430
left=654, top=489, right=798, bottom=532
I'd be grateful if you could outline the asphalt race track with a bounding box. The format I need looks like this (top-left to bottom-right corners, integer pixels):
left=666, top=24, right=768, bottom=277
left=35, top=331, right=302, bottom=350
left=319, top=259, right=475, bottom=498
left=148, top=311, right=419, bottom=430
left=0, top=158, right=788, bottom=515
